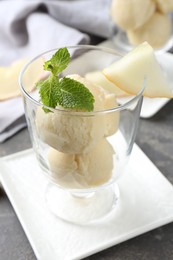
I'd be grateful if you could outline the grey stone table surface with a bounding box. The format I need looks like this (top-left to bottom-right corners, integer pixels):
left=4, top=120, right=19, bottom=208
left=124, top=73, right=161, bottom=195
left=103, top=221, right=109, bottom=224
left=0, top=100, right=173, bottom=260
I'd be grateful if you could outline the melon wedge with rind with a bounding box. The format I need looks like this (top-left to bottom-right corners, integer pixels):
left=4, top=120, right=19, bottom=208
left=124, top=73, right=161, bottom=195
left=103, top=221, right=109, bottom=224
left=85, top=70, right=127, bottom=97
left=103, top=42, right=173, bottom=98
left=0, top=57, right=44, bottom=101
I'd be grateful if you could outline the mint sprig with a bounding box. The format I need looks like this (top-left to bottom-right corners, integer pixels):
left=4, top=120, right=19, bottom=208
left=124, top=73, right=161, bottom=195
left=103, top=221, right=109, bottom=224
left=36, top=47, right=94, bottom=112
left=44, top=47, right=70, bottom=75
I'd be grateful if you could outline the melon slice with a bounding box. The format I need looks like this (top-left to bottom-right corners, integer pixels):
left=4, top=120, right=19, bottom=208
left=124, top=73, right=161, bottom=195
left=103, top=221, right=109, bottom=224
left=0, top=57, right=44, bottom=100
left=110, top=0, right=156, bottom=31
left=103, top=42, right=173, bottom=98
left=155, top=0, right=173, bottom=14
left=127, top=12, right=172, bottom=49
left=85, top=70, right=127, bottom=97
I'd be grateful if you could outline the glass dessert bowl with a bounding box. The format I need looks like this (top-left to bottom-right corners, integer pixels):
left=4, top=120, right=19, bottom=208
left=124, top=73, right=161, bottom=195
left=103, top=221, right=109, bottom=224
left=19, top=45, right=145, bottom=224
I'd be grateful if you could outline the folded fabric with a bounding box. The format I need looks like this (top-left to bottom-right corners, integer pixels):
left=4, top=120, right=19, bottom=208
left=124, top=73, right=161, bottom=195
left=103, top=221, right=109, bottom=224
left=0, top=0, right=113, bottom=65
left=0, top=97, right=26, bottom=143
left=0, top=116, right=26, bottom=143
left=0, top=97, right=24, bottom=133
left=0, top=0, right=115, bottom=142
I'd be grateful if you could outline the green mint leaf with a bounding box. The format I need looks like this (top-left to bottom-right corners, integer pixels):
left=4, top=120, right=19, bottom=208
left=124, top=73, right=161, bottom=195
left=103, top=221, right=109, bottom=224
left=44, top=47, right=70, bottom=75
left=37, top=75, right=60, bottom=113
left=36, top=47, right=95, bottom=113
left=58, top=77, right=95, bottom=111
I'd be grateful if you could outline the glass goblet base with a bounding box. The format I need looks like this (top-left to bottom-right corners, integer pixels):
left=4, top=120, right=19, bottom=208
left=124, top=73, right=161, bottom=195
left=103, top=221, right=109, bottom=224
left=45, top=181, right=120, bottom=225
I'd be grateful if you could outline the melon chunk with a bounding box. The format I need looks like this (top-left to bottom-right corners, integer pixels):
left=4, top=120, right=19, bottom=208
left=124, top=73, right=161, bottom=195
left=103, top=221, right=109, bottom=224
left=103, top=42, right=173, bottom=98
left=0, top=57, right=44, bottom=100
left=85, top=70, right=127, bottom=97
left=155, top=0, right=173, bottom=14
left=127, top=12, right=172, bottom=49
left=110, top=0, right=156, bottom=30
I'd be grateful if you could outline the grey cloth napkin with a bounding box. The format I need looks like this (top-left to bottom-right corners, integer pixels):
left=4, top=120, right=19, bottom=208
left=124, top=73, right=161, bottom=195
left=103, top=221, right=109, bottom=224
left=0, top=97, right=27, bottom=142
left=0, top=0, right=114, bottom=142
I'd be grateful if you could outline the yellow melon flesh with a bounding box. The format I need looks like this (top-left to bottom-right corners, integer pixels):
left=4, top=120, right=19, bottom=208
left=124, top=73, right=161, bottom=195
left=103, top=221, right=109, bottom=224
left=155, top=0, right=173, bottom=14
left=103, top=42, right=173, bottom=98
left=85, top=70, right=127, bottom=97
left=110, top=0, right=156, bottom=31
left=127, top=12, right=172, bottom=49
left=0, top=58, right=44, bottom=100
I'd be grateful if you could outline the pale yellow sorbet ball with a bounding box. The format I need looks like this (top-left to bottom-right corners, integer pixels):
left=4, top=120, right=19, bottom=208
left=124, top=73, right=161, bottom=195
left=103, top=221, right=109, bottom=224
left=110, top=0, right=156, bottom=30
left=48, top=138, right=115, bottom=188
left=127, top=12, right=172, bottom=48
left=36, top=103, right=104, bottom=154
left=36, top=75, right=119, bottom=154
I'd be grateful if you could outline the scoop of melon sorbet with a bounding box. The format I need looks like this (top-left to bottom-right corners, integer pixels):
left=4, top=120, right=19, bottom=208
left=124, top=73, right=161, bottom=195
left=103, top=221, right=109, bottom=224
left=36, top=74, right=119, bottom=154
left=47, top=138, right=115, bottom=188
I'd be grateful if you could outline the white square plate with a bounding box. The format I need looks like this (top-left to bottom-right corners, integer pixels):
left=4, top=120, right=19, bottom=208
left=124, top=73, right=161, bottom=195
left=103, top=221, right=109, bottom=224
left=0, top=144, right=173, bottom=260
